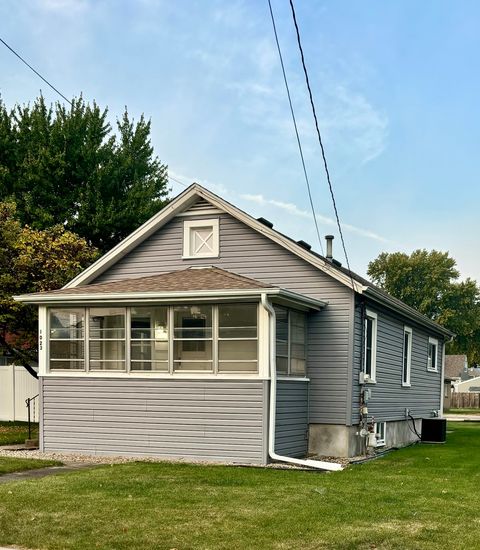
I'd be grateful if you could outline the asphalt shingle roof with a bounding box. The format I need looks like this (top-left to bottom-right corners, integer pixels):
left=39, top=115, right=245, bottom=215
left=23, top=267, right=275, bottom=297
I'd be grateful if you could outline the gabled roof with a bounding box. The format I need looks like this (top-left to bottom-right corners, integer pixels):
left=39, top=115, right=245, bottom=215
left=15, top=266, right=326, bottom=310
left=56, top=183, right=452, bottom=338
left=445, top=355, right=467, bottom=379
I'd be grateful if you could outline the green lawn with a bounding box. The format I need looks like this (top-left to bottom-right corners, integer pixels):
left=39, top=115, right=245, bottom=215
left=0, top=457, right=61, bottom=476
left=0, top=423, right=479, bottom=550
left=444, top=408, right=480, bottom=415
left=0, top=421, right=39, bottom=445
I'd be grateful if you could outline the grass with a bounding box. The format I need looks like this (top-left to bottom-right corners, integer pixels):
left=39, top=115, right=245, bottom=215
left=0, top=421, right=39, bottom=446
left=0, top=423, right=479, bottom=550
left=444, top=408, right=480, bottom=415
left=0, top=457, right=62, bottom=476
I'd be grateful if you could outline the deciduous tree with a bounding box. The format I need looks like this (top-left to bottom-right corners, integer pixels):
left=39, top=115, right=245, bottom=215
left=0, top=201, right=98, bottom=377
left=367, top=250, right=480, bottom=363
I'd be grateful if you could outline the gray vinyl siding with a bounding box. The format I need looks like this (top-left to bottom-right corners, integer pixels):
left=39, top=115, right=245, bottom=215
left=92, top=211, right=353, bottom=424
left=275, top=380, right=309, bottom=458
left=352, top=300, right=444, bottom=424
left=41, top=377, right=267, bottom=464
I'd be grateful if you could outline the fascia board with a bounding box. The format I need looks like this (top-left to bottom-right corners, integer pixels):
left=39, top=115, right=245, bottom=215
left=14, top=287, right=326, bottom=310
left=63, top=186, right=201, bottom=289
left=193, top=186, right=364, bottom=292
left=364, top=287, right=455, bottom=339
left=63, top=182, right=364, bottom=293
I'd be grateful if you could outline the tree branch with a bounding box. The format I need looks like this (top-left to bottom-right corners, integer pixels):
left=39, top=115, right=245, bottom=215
left=0, top=333, right=38, bottom=379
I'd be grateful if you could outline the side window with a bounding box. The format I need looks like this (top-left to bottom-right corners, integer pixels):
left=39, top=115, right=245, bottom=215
left=183, top=219, right=219, bottom=258
left=402, top=327, right=412, bottom=386
left=427, top=337, right=438, bottom=372
left=275, top=307, right=307, bottom=377
left=363, top=310, right=377, bottom=382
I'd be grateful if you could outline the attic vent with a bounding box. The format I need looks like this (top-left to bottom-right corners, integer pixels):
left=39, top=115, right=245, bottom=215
left=188, top=198, right=215, bottom=212
left=257, top=217, right=273, bottom=229
left=297, top=240, right=311, bottom=251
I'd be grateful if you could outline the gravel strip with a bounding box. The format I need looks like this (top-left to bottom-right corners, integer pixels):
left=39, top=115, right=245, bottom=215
left=0, top=448, right=357, bottom=469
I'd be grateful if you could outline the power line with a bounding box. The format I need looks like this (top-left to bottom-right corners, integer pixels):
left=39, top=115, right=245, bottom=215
left=267, top=0, right=324, bottom=255
left=0, top=36, right=73, bottom=106
left=287, top=0, right=355, bottom=286
left=168, top=175, right=188, bottom=187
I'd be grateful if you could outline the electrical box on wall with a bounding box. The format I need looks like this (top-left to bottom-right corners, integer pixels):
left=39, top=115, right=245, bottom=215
left=359, top=372, right=370, bottom=385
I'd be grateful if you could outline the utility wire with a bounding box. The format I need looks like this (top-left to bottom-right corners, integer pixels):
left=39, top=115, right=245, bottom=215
left=0, top=36, right=73, bottom=106
left=287, top=0, right=355, bottom=287
left=267, top=0, right=324, bottom=255
left=168, top=175, right=188, bottom=187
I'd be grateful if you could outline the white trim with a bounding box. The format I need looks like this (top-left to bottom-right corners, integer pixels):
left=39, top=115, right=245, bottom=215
left=39, top=372, right=269, bottom=380
left=38, top=306, right=47, bottom=376
left=427, top=337, right=439, bottom=372
left=440, top=341, right=446, bottom=414
left=363, top=309, right=378, bottom=383
left=182, top=218, right=219, bottom=259
left=276, top=376, right=310, bottom=382
left=374, top=421, right=386, bottom=447
left=402, top=326, right=412, bottom=387
left=15, top=287, right=327, bottom=311
left=176, top=208, right=222, bottom=217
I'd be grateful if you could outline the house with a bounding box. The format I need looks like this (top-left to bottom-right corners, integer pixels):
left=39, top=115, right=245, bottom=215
left=445, top=354, right=468, bottom=383
left=454, top=376, right=480, bottom=394
left=15, top=184, right=453, bottom=466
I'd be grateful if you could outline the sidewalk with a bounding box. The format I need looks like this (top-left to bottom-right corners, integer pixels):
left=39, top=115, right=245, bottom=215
left=444, top=414, right=480, bottom=422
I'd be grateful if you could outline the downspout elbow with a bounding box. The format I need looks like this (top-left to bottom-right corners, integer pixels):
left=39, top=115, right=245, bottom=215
left=260, top=293, right=343, bottom=472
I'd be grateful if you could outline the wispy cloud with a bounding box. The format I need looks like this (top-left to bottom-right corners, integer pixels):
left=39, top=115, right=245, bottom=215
left=241, top=193, right=389, bottom=243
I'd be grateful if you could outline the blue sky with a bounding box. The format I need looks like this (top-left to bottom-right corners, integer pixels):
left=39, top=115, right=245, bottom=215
left=1, top=0, right=479, bottom=280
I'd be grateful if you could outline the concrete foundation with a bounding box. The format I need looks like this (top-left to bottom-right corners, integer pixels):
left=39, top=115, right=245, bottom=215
left=308, top=418, right=423, bottom=458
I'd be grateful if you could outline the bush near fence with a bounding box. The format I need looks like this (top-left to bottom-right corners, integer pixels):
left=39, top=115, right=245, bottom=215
left=451, top=392, right=480, bottom=409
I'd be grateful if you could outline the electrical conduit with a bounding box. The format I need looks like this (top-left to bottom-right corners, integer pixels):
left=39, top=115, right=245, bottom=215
left=261, top=294, right=343, bottom=472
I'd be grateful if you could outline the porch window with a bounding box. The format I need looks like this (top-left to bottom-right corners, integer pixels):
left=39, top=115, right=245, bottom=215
left=275, top=307, right=306, bottom=377
left=173, top=305, right=213, bottom=371
left=218, top=304, right=258, bottom=372
left=89, top=307, right=126, bottom=371
left=131, top=307, right=168, bottom=371
left=49, top=309, right=85, bottom=370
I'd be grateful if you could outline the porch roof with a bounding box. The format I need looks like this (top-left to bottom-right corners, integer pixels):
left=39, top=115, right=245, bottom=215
left=14, top=267, right=327, bottom=310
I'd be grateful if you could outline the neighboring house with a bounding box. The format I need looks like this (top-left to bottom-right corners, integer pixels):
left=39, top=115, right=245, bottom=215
left=15, top=184, right=453, bottom=464
left=445, top=354, right=468, bottom=383
left=443, top=376, right=454, bottom=410
left=454, top=376, right=480, bottom=393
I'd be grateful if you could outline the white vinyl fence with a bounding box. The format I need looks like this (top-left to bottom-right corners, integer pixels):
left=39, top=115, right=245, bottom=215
left=0, top=360, right=39, bottom=422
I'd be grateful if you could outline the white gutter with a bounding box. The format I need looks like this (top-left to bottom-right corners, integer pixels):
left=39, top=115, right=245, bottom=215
left=14, top=287, right=326, bottom=310
left=261, top=294, right=343, bottom=472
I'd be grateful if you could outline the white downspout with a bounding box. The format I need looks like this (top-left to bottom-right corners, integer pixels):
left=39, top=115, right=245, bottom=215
left=261, top=294, right=343, bottom=472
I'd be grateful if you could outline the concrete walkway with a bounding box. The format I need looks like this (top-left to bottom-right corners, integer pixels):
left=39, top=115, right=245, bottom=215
left=0, top=462, right=98, bottom=485
left=444, top=414, right=480, bottom=422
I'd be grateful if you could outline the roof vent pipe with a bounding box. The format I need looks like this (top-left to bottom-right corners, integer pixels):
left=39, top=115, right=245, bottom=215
left=325, top=235, right=334, bottom=261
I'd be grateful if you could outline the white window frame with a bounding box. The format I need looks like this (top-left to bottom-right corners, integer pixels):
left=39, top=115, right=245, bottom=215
left=46, top=303, right=259, bottom=377
left=182, top=218, right=219, bottom=259
left=402, top=326, right=412, bottom=387
left=363, top=309, right=377, bottom=383
left=275, top=307, right=307, bottom=377
left=427, top=337, right=439, bottom=372
left=374, top=421, right=386, bottom=447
